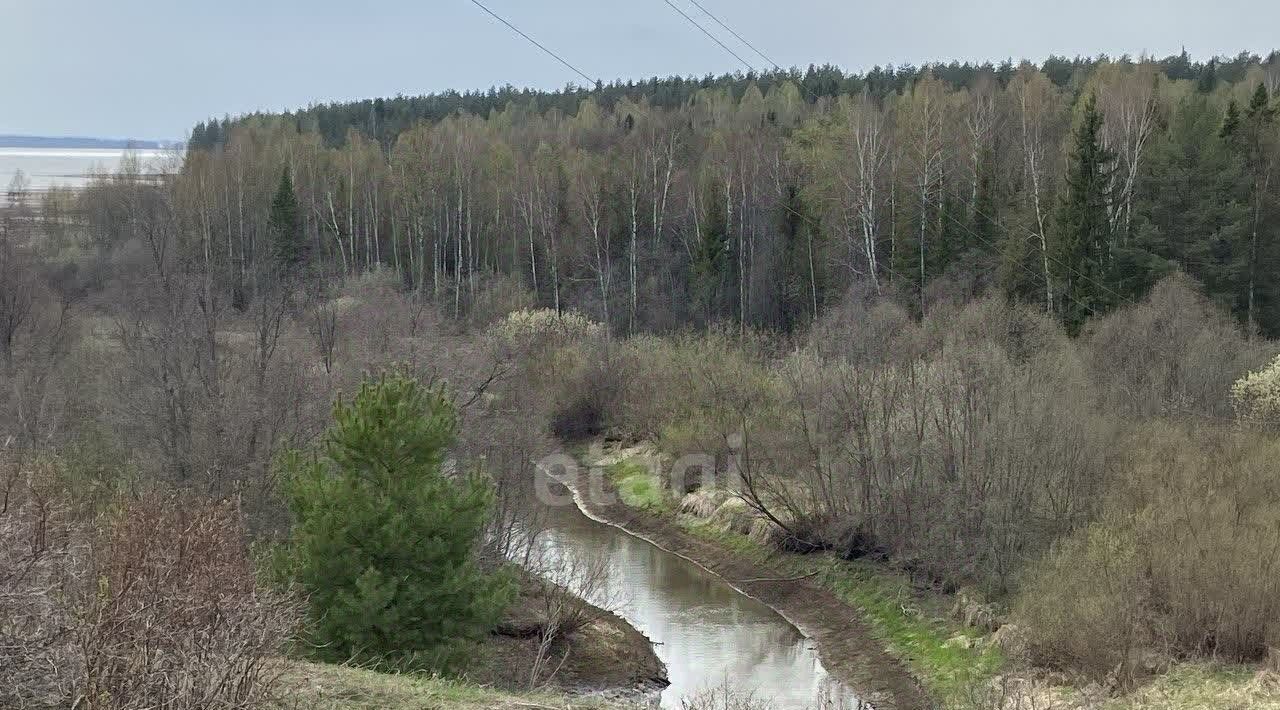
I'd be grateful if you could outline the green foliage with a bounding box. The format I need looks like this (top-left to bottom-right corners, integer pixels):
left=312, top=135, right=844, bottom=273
left=270, top=168, right=305, bottom=272
left=691, top=180, right=730, bottom=324
left=281, top=372, right=511, bottom=670
left=1054, top=93, right=1119, bottom=334
left=1134, top=94, right=1246, bottom=310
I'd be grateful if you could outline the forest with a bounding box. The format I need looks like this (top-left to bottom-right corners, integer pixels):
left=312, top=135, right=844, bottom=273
left=174, top=51, right=1280, bottom=337
left=3, top=49, right=1280, bottom=710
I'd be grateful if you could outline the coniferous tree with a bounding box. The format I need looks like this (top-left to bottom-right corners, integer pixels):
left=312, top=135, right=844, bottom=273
left=1133, top=95, right=1247, bottom=310
left=1223, top=83, right=1279, bottom=334
left=281, top=372, right=511, bottom=669
left=691, top=181, right=729, bottom=326
left=269, top=169, right=305, bottom=273
left=1054, top=93, right=1118, bottom=334
left=776, top=183, right=824, bottom=329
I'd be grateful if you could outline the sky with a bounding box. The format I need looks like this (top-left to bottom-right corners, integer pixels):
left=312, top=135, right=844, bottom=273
left=3, top=0, right=1278, bottom=140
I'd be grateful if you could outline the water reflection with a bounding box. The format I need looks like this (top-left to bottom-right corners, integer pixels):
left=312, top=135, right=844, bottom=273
left=528, top=476, right=860, bottom=709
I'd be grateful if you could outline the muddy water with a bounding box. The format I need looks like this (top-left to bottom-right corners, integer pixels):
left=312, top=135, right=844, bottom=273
left=528, top=474, right=862, bottom=709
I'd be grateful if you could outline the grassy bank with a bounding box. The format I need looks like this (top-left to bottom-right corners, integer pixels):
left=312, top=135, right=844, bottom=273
left=278, top=661, right=633, bottom=709
left=599, top=447, right=999, bottom=704
left=605, top=460, right=673, bottom=513
left=676, top=516, right=1003, bottom=707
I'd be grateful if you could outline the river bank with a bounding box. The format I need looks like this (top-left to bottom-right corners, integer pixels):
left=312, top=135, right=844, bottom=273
left=468, top=570, right=667, bottom=699
left=278, top=660, right=639, bottom=709
left=558, top=445, right=932, bottom=710
left=573, top=442, right=1280, bottom=710
left=275, top=569, right=666, bottom=710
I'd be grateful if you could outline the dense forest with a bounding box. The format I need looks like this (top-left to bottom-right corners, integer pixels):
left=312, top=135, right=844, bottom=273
left=174, top=51, right=1280, bottom=336
left=4, top=50, right=1280, bottom=710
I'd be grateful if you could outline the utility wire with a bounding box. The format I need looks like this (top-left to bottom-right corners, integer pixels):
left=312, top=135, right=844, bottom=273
left=470, top=1, right=1243, bottom=423
left=465, top=0, right=1136, bottom=320
left=686, top=0, right=781, bottom=71
left=468, top=0, right=599, bottom=87
left=660, top=1, right=1140, bottom=312
left=659, top=7, right=1266, bottom=425
left=661, top=0, right=757, bottom=73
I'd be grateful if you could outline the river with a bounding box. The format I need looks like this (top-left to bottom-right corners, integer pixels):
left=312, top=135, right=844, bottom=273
left=527, top=472, right=862, bottom=709
left=0, top=147, right=172, bottom=203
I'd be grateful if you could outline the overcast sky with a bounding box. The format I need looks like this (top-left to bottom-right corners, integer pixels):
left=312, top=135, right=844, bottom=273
left=4, top=0, right=1278, bottom=140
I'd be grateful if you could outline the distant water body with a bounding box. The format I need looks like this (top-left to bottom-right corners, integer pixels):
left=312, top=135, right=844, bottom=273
left=1, top=147, right=174, bottom=201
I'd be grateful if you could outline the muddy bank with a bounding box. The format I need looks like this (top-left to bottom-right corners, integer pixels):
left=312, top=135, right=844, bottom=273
left=468, top=570, right=668, bottom=701
left=559, top=458, right=933, bottom=710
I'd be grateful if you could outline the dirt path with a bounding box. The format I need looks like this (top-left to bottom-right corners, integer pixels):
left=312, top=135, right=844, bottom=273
left=559, top=464, right=934, bottom=710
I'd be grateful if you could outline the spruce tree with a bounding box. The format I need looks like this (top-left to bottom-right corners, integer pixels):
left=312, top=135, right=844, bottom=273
left=281, top=372, right=511, bottom=669
left=269, top=168, right=305, bottom=273
left=691, top=181, right=729, bottom=324
left=1053, top=93, right=1117, bottom=334
left=1132, top=95, right=1246, bottom=310
left=1220, top=99, right=1242, bottom=140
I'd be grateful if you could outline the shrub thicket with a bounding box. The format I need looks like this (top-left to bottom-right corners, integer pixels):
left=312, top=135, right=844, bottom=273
left=1016, top=421, right=1280, bottom=683
left=1, top=471, right=295, bottom=710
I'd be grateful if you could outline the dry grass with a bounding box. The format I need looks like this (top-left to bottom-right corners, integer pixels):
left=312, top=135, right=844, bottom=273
left=275, top=661, right=634, bottom=710
left=1105, top=664, right=1280, bottom=710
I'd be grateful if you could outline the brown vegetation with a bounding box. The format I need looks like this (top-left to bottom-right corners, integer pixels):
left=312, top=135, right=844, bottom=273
left=1, top=469, right=296, bottom=709
left=523, top=274, right=1280, bottom=695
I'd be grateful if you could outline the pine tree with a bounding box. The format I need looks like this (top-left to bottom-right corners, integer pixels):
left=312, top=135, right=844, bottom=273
left=1054, top=93, right=1118, bottom=334
left=269, top=168, right=305, bottom=273
left=281, top=372, right=511, bottom=669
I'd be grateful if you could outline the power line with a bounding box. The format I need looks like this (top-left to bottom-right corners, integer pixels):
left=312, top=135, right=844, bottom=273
left=660, top=0, right=757, bottom=74
left=458, top=5, right=1241, bottom=426
left=467, top=0, right=599, bottom=87
left=660, top=1, right=1140, bottom=313
left=686, top=0, right=781, bottom=71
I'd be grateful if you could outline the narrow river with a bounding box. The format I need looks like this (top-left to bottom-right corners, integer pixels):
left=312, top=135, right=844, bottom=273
left=527, top=473, right=862, bottom=709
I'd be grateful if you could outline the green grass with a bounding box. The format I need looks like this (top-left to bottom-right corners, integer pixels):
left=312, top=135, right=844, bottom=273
left=681, top=521, right=1003, bottom=707
left=605, top=460, right=672, bottom=514
left=278, top=660, right=631, bottom=709
left=814, top=559, right=1004, bottom=705
left=676, top=517, right=761, bottom=557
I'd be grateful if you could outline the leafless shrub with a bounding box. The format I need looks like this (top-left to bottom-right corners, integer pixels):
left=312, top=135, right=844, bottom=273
left=0, top=458, right=83, bottom=709
left=727, top=303, right=1110, bottom=592
left=524, top=550, right=617, bottom=690
left=1, top=470, right=299, bottom=710
left=305, top=296, right=338, bottom=375
left=74, top=495, right=299, bottom=710
left=680, top=684, right=774, bottom=710
left=1084, top=274, right=1276, bottom=419
left=465, top=273, right=536, bottom=329
left=1017, top=421, right=1280, bottom=684
left=677, top=680, right=868, bottom=710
